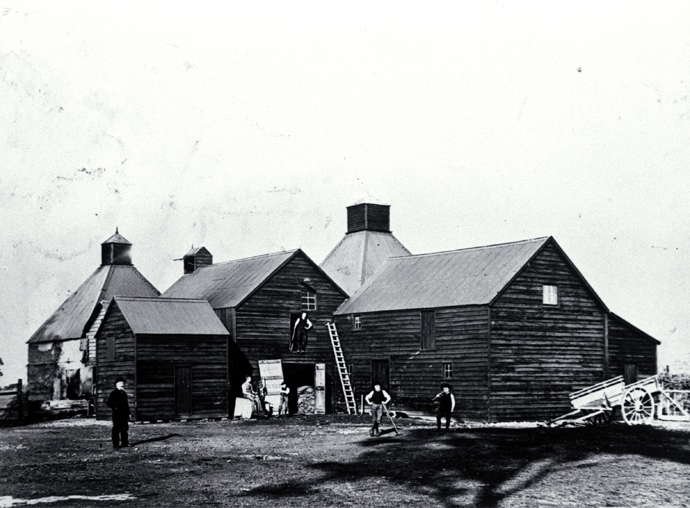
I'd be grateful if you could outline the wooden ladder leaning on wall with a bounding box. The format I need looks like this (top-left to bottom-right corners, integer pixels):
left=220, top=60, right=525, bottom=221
left=326, top=322, right=357, bottom=415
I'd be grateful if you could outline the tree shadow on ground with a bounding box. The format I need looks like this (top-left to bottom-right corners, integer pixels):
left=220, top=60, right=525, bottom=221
left=244, top=424, right=690, bottom=507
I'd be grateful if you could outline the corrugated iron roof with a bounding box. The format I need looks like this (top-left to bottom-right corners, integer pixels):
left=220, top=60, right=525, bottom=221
left=113, top=297, right=229, bottom=335
left=335, top=237, right=551, bottom=314
left=162, top=250, right=298, bottom=308
left=320, top=231, right=411, bottom=296
left=28, top=265, right=160, bottom=343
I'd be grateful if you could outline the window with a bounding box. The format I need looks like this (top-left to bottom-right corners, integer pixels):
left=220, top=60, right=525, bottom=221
left=421, top=310, right=436, bottom=350
left=543, top=285, right=558, bottom=305
left=106, top=336, right=115, bottom=361
left=353, top=315, right=361, bottom=330
left=301, top=291, right=317, bottom=311
left=443, top=362, right=453, bottom=379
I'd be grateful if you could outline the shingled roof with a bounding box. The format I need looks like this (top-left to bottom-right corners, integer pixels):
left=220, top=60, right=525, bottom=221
left=111, top=297, right=229, bottom=336
left=28, top=265, right=160, bottom=343
left=335, top=237, right=559, bottom=314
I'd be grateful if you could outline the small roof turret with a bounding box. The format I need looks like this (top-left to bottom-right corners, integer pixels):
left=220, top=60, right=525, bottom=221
left=101, top=228, right=133, bottom=265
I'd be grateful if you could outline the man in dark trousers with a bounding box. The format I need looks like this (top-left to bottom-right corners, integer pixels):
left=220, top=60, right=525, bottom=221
left=433, top=382, right=456, bottom=431
left=106, top=377, right=131, bottom=449
left=365, top=383, right=391, bottom=437
left=291, top=311, right=313, bottom=353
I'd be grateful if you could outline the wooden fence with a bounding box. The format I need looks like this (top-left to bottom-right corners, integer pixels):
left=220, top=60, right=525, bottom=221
left=0, top=379, right=24, bottom=421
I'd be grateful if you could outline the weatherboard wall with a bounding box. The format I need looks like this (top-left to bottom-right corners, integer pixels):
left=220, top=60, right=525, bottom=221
left=96, top=301, right=229, bottom=420
left=220, top=251, right=348, bottom=412
left=135, top=334, right=228, bottom=420
left=489, top=241, right=607, bottom=422
left=95, top=303, right=137, bottom=419
left=334, top=305, right=491, bottom=420
left=607, top=314, right=658, bottom=379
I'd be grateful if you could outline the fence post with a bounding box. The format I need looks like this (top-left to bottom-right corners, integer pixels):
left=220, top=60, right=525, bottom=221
left=16, top=379, right=23, bottom=421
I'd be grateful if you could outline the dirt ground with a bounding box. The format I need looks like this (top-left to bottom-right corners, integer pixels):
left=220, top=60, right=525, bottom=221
left=1, top=415, right=690, bottom=508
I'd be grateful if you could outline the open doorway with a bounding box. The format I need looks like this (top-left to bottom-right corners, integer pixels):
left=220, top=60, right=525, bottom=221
left=282, top=363, right=314, bottom=414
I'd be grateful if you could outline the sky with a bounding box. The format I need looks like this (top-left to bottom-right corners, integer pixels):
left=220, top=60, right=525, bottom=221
left=1, top=1, right=689, bottom=385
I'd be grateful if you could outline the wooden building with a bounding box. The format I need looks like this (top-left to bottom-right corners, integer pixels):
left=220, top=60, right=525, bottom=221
left=162, top=248, right=349, bottom=413
left=321, top=201, right=411, bottom=296
left=27, top=230, right=159, bottom=404
left=95, top=296, right=230, bottom=421
left=333, top=236, right=659, bottom=422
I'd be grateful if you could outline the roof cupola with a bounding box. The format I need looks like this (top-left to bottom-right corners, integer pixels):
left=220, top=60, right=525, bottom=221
left=347, top=202, right=390, bottom=234
left=101, top=228, right=132, bottom=265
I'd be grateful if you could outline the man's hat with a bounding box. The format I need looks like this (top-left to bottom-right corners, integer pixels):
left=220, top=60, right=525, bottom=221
left=115, top=377, right=125, bottom=384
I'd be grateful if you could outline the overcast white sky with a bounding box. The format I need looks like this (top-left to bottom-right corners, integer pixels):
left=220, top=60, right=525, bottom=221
left=2, top=1, right=689, bottom=384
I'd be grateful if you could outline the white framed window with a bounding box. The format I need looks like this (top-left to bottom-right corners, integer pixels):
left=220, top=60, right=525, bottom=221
left=543, top=285, right=558, bottom=305
left=443, top=362, right=453, bottom=379
left=353, top=315, right=361, bottom=330
left=301, top=291, right=317, bottom=311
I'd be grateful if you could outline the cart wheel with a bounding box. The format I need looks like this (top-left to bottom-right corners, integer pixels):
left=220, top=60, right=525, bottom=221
left=622, top=387, right=655, bottom=425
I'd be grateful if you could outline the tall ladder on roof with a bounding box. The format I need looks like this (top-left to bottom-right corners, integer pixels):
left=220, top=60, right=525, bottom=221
left=326, top=322, right=357, bottom=415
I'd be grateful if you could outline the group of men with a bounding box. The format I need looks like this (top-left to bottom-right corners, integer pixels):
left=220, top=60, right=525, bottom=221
left=365, top=381, right=456, bottom=436
left=105, top=377, right=457, bottom=447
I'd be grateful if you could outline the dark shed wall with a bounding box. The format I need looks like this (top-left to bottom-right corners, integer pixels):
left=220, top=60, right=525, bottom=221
left=95, top=303, right=136, bottom=419
left=136, top=334, right=228, bottom=420
left=490, top=241, right=606, bottom=422
left=608, top=315, right=658, bottom=379
left=335, top=305, right=490, bottom=420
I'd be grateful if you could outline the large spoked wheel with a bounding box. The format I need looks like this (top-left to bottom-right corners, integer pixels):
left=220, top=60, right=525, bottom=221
left=622, top=387, right=655, bottom=425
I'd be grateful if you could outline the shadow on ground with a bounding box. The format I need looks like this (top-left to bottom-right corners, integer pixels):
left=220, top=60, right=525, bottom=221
left=244, top=424, right=690, bottom=507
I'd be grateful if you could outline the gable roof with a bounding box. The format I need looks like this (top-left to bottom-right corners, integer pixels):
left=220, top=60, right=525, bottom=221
left=111, top=297, right=229, bottom=335
left=335, top=237, right=555, bottom=314
left=163, top=249, right=347, bottom=308
left=320, top=230, right=411, bottom=296
left=28, top=265, right=160, bottom=343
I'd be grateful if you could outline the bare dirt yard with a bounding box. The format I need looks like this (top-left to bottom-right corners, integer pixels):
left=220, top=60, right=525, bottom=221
left=1, top=415, right=690, bottom=507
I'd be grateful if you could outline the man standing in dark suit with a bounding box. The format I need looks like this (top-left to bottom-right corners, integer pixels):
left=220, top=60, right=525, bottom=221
left=106, top=377, right=131, bottom=449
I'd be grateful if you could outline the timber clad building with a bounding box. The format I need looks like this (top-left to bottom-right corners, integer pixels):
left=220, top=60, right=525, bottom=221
left=27, top=231, right=159, bottom=403
left=333, top=236, right=659, bottom=422
left=95, top=297, right=229, bottom=421
left=26, top=203, right=659, bottom=422
left=163, top=248, right=349, bottom=413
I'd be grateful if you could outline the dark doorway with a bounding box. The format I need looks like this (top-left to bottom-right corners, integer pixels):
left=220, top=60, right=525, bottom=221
left=624, top=363, right=638, bottom=385
left=371, top=360, right=390, bottom=390
left=175, top=366, right=192, bottom=415
left=283, top=363, right=315, bottom=415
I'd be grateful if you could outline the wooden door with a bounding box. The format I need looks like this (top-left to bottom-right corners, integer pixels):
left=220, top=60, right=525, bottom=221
left=624, top=363, right=638, bottom=385
left=175, top=366, right=193, bottom=415
left=371, top=360, right=390, bottom=390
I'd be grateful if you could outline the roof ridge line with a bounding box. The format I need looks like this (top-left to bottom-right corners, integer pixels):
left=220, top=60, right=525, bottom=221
left=199, top=249, right=298, bottom=267
left=388, top=237, right=551, bottom=259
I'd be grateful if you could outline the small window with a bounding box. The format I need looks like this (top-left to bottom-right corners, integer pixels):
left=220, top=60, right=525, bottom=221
left=543, top=285, right=558, bottom=305
left=301, top=291, right=317, bottom=311
left=106, top=336, right=115, bottom=361
left=421, top=310, right=436, bottom=350
left=353, top=315, right=361, bottom=330
left=443, top=362, right=453, bottom=379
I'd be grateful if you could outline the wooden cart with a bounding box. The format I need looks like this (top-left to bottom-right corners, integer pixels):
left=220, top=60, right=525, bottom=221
left=549, top=374, right=689, bottom=426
